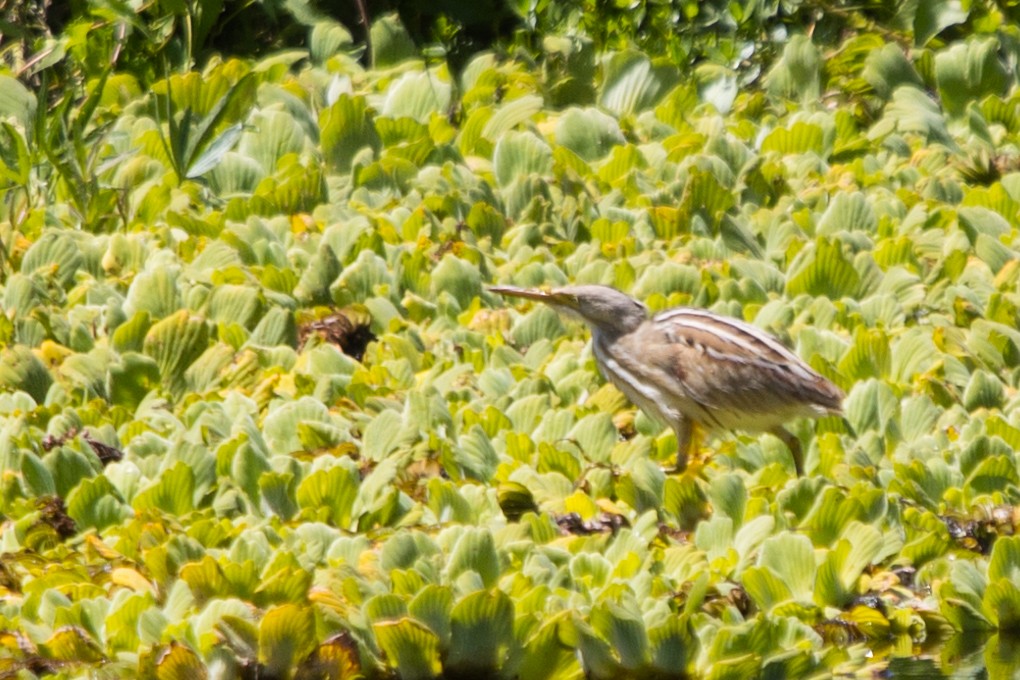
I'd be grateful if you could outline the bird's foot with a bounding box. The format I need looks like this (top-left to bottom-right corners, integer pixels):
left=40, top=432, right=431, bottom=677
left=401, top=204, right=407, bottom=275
left=662, top=451, right=710, bottom=477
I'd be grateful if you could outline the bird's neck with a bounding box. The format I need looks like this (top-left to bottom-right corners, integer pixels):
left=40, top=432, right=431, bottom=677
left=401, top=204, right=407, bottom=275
left=593, top=313, right=646, bottom=338
left=590, top=318, right=641, bottom=344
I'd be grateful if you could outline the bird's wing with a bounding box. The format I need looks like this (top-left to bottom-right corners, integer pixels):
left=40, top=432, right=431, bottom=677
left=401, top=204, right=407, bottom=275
left=643, top=307, right=844, bottom=417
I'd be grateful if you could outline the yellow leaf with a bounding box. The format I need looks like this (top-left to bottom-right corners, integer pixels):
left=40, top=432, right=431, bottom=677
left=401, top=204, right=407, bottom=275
left=564, top=492, right=599, bottom=519
left=156, top=642, right=208, bottom=680
left=36, top=340, right=73, bottom=367
left=111, top=567, right=155, bottom=594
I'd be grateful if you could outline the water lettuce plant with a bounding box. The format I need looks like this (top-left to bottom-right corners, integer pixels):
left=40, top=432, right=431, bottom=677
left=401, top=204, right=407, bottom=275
left=2, top=0, right=1020, bottom=677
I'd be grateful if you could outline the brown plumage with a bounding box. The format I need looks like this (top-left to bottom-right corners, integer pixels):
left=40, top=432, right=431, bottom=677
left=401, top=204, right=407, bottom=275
left=491, top=284, right=843, bottom=474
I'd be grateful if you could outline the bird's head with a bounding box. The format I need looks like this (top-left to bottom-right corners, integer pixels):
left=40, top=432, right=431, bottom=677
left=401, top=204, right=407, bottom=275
left=490, top=284, right=647, bottom=335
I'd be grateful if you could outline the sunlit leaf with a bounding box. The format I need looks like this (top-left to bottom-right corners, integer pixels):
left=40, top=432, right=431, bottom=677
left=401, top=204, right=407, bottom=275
left=382, top=71, right=452, bottom=123
left=321, top=95, right=380, bottom=172
left=599, top=50, right=679, bottom=117
left=372, top=618, right=442, bottom=680
left=935, top=37, right=1008, bottom=116
left=155, top=642, right=208, bottom=680
left=786, top=238, right=861, bottom=299
left=554, top=107, right=624, bottom=161
left=0, top=345, right=52, bottom=402
left=493, top=131, right=553, bottom=187
left=259, top=604, right=316, bottom=677
left=446, top=590, right=515, bottom=674
left=764, top=36, right=820, bottom=104
left=142, top=310, right=211, bottom=397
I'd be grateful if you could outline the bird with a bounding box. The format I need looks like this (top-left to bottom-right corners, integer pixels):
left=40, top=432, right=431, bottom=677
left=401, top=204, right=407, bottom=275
left=490, top=284, right=844, bottom=474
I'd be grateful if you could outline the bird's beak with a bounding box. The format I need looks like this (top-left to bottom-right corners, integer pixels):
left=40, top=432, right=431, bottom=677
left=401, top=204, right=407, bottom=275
left=489, top=285, right=578, bottom=310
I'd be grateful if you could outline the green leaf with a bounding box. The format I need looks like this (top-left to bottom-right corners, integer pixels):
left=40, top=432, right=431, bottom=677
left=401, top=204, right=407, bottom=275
left=989, top=536, right=1020, bottom=584
left=184, top=343, right=234, bottom=393
left=142, top=310, right=210, bottom=398
left=0, top=74, right=37, bottom=129
left=20, top=450, right=53, bottom=496
left=707, top=474, right=746, bottom=526
left=913, top=0, right=968, bottom=46
left=446, top=590, right=515, bottom=674
left=764, top=35, right=821, bottom=105
left=20, top=232, right=83, bottom=289
left=676, top=167, right=735, bottom=231
left=431, top=254, right=482, bottom=309
left=598, top=144, right=647, bottom=186
left=569, top=413, right=617, bottom=464
left=743, top=564, right=795, bottom=613
left=320, top=95, right=381, bottom=172
left=588, top=600, right=649, bottom=671
left=205, top=284, right=262, bottom=328
left=509, top=305, right=565, bottom=347
left=258, top=604, right=316, bottom=677
left=296, top=464, right=359, bottom=528
left=983, top=580, right=1020, bottom=633
left=362, top=409, right=405, bottom=462
left=554, top=107, right=624, bottom=161
left=263, top=396, right=336, bottom=455
left=814, top=522, right=883, bottom=607
left=334, top=250, right=392, bottom=302
left=45, top=446, right=95, bottom=498
left=237, top=109, right=307, bottom=174
left=694, top=516, right=733, bottom=563
left=845, top=379, right=899, bottom=437
left=294, top=244, right=341, bottom=305
left=248, top=307, right=295, bottom=347
left=818, top=192, right=876, bottom=235
left=862, top=44, right=923, bottom=98
left=455, top=426, right=499, bottom=481
left=125, top=266, right=182, bottom=320
left=370, top=12, right=417, bottom=67
left=133, top=462, right=196, bottom=515
left=493, top=131, right=553, bottom=187
left=599, top=50, right=679, bottom=117
left=409, top=585, right=454, bottom=645
left=871, top=86, right=953, bottom=146
left=785, top=238, right=861, bottom=299
left=935, top=38, right=1008, bottom=117
left=963, top=369, right=1004, bottom=411
left=154, top=642, right=208, bottom=680
left=758, top=533, right=816, bottom=603
left=966, top=454, right=1019, bottom=494
left=41, top=626, right=105, bottom=663
left=310, top=20, right=354, bottom=64
left=382, top=71, right=452, bottom=123
left=0, top=345, right=52, bottom=403
left=649, top=616, right=694, bottom=672
left=67, top=475, right=130, bottom=531
left=444, top=528, right=500, bottom=588
left=760, top=121, right=826, bottom=156
left=187, top=122, right=243, bottom=178
left=838, top=327, right=891, bottom=381
left=259, top=471, right=298, bottom=520
left=483, top=95, right=544, bottom=141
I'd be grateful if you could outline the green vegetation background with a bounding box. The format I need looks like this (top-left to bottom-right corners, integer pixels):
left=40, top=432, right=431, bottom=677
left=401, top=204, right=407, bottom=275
left=3, top=0, right=1020, bottom=677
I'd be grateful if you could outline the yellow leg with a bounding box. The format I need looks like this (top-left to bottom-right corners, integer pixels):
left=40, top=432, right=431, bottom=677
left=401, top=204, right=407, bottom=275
left=674, top=418, right=694, bottom=471
left=770, top=426, right=804, bottom=476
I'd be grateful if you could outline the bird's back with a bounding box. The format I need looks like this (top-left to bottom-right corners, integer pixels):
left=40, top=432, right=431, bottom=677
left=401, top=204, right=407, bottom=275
left=603, top=307, right=843, bottom=433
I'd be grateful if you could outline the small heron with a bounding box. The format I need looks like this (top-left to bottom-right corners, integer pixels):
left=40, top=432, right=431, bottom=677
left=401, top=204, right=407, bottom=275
left=491, top=284, right=843, bottom=474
